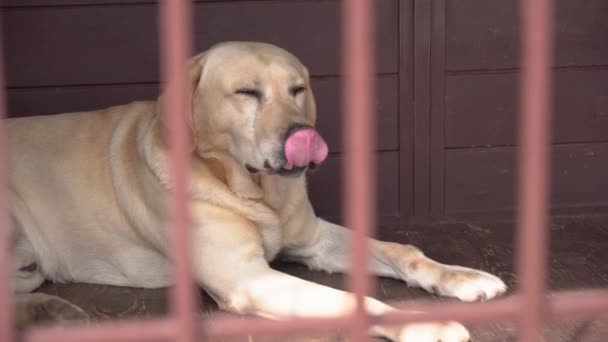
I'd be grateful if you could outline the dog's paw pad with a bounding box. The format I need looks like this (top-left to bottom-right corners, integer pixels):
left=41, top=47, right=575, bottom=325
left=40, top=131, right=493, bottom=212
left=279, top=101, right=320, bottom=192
left=436, top=266, right=507, bottom=302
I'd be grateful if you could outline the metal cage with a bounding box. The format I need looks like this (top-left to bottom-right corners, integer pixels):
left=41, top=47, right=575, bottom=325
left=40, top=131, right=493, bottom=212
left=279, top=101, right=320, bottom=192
left=1, top=1, right=607, bottom=341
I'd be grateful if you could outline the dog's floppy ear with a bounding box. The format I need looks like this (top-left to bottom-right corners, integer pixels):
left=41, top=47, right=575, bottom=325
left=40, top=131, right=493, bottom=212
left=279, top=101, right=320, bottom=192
left=157, top=52, right=208, bottom=150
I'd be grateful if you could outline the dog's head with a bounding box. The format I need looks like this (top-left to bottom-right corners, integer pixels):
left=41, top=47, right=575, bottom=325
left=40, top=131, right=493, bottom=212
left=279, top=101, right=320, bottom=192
left=161, top=41, right=328, bottom=178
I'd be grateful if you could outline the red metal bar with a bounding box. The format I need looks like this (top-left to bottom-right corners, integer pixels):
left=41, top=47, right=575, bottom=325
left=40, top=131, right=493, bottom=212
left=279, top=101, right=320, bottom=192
left=0, top=19, right=15, bottom=342
left=384, top=297, right=520, bottom=326
left=547, top=289, right=608, bottom=320
left=202, top=291, right=604, bottom=338
left=342, top=0, right=376, bottom=340
left=385, top=289, right=608, bottom=325
left=8, top=0, right=608, bottom=341
left=22, top=289, right=608, bottom=341
left=159, top=1, right=196, bottom=342
left=203, top=315, right=351, bottom=338
left=202, top=289, right=608, bottom=337
left=516, top=0, right=554, bottom=341
left=23, top=319, right=175, bottom=342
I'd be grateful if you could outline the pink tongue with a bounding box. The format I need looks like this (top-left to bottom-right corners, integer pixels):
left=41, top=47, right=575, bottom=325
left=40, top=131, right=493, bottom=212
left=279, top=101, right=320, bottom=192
left=284, top=129, right=328, bottom=170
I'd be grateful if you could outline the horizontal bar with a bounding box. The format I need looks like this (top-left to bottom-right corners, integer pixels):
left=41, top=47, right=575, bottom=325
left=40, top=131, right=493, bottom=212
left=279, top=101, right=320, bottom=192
left=201, top=291, right=608, bottom=338
left=383, top=290, right=608, bottom=326
left=381, top=296, right=520, bottom=325
left=22, top=319, right=175, bottom=342
left=548, top=289, right=608, bottom=320
left=20, top=289, right=608, bottom=342
left=202, top=315, right=351, bottom=338
left=199, top=300, right=520, bottom=338
left=20, top=317, right=352, bottom=342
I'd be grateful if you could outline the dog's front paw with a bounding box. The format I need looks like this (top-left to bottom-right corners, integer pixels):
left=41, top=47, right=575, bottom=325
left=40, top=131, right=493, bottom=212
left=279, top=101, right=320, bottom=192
left=398, top=321, right=470, bottom=342
left=432, top=265, right=507, bottom=302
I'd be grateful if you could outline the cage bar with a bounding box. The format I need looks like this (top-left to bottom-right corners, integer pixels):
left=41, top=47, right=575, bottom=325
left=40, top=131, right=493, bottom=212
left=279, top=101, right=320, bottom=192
left=342, top=0, right=376, bottom=340
left=4, top=0, right=608, bottom=341
left=198, top=289, right=608, bottom=337
left=0, top=20, right=15, bottom=342
left=384, top=289, right=608, bottom=326
left=23, top=319, right=175, bottom=342
left=202, top=316, right=351, bottom=338
left=516, top=0, right=554, bottom=341
left=547, top=289, right=608, bottom=319
left=20, top=288, right=608, bottom=342
left=159, top=1, right=197, bottom=342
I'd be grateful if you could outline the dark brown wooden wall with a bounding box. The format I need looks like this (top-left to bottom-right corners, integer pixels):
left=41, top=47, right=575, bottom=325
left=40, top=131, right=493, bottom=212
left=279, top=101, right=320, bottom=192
left=423, top=0, right=608, bottom=220
left=1, top=0, right=402, bottom=224
left=2, top=0, right=607, bottom=223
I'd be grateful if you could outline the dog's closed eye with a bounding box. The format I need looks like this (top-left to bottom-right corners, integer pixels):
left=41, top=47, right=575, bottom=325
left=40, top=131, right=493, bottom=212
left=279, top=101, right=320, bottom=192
left=235, top=88, right=262, bottom=100
left=290, top=85, right=306, bottom=97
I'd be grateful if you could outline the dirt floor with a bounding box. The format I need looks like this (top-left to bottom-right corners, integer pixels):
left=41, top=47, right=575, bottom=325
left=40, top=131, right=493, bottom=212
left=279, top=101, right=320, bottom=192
left=34, top=216, right=608, bottom=341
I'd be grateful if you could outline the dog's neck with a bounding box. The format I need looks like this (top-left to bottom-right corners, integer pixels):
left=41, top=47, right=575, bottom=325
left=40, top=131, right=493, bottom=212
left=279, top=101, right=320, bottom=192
left=199, top=151, right=309, bottom=216
left=201, top=152, right=265, bottom=201
left=145, top=114, right=307, bottom=217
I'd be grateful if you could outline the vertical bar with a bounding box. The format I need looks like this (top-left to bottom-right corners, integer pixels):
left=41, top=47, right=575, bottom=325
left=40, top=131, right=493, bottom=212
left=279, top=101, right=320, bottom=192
left=0, top=18, right=15, bottom=342
left=342, top=0, right=376, bottom=341
left=159, top=1, right=196, bottom=342
left=516, top=0, right=554, bottom=341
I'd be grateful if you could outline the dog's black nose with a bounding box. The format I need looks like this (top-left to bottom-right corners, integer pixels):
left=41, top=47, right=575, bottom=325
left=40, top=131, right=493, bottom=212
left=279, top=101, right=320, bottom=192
left=263, top=160, right=273, bottom=170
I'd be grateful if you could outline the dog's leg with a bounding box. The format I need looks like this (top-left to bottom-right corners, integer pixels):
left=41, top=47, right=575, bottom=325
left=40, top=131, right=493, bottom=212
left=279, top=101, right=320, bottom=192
left=205, top=265, right=469, bottom=342
left=285, top=218, right=507, bottom=302
left=12, top=234, right=45, bottom=294
left=10, top=211, right=89, bottom=329
left=193, top=207, right=470, bottom=342
left=11, top=242, right=89, bottom=329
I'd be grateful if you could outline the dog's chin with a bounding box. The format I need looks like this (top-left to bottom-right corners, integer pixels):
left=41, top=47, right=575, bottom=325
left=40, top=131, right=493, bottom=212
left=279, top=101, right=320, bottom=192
left=273, top=165, right=308, bottom=177
left=274, top=161, right=325, bottom=177
left=244, top=161, right=319, bottom=178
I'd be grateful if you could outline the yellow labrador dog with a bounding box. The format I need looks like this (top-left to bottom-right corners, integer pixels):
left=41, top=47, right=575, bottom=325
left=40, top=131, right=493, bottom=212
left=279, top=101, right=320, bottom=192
left=7, top=42, right=506, bottom=341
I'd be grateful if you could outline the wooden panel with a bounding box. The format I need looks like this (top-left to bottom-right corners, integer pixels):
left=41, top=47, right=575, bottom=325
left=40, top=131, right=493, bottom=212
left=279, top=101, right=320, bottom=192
left=308, top=151, right=399, bottom=222
left=445, top=143, right=608, bottom=214
left=429, top=0, right=447, bottom=217
left=445, top=69, right=608, bottom=148
left=6, top=76, right=398, bottom=152
left=2, top=0, right=265, bottom=6
left=412, top=0, right=432, bottom=218
left=3, top=0, right=398, bottom=87
left=2, top=0, right=151, bottom=5
left=398, top=0, right=415, bottom=221
left=313, top=75, right=398, bottom=153
left=7, top=84, right=159, bottom=118
left=445, top=72, right=515, bottom=148
left=445, top=0, right=608, bottom=70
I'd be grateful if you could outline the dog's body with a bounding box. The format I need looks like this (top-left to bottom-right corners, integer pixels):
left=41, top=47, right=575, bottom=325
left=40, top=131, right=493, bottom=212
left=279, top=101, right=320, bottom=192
left=7, top=42, right=506, bottom=341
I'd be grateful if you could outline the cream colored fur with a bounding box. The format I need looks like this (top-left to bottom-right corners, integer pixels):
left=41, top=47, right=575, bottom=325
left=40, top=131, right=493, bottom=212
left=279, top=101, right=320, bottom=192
left=7, top=42, right=506, bottom=341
